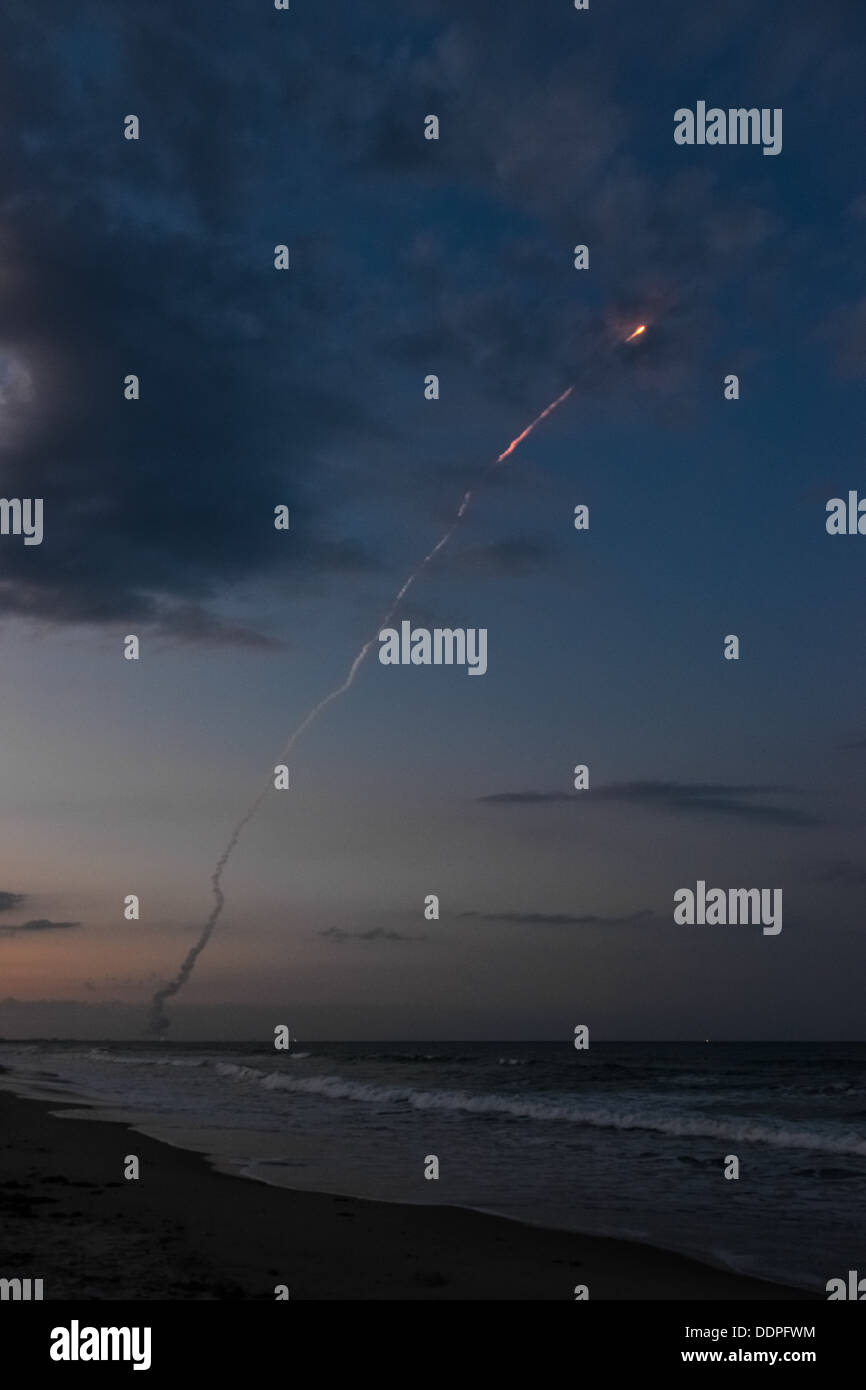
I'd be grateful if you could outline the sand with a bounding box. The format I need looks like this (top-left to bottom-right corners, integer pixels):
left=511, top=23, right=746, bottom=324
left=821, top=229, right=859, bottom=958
left=0, top=1086, right=817, bottom=1300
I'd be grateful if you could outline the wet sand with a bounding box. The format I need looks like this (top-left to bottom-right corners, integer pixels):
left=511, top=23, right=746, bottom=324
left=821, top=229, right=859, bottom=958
left=0, top=1087, right=817, bottom=1300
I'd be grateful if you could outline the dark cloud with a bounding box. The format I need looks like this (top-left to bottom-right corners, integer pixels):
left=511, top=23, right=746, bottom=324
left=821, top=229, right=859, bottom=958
left=0, top=0, right=811, bottom=651
left=477, top=781, right=823, bottom=827
left=131, top=602, right=284, bottom=650
left=459, top=909, right=655, bottom=927
left=0, top=2, right=387, bottom=642
left=0, top=0, right=855, bottom=644
left=319, top=926, right=421, bottom=944
left=0, top=892, right=26, bottom=913
left=0, top=919, right=80, bottom=934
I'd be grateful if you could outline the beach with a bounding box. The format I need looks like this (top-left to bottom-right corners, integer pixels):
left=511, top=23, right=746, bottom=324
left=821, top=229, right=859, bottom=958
left=0, top=1086, right=816, bottom=1301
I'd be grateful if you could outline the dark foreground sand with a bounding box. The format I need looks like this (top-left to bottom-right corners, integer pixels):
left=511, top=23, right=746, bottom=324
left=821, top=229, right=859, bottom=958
left=0, top=1086, right=816, bottom=1300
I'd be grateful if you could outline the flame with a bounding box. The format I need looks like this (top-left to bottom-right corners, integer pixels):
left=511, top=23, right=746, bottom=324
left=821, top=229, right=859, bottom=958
left=625, top=324, right=647, bottom=342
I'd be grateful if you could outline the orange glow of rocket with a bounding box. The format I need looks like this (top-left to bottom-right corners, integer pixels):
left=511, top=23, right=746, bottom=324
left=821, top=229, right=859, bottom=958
left=625, top=324, right=647, bottom=342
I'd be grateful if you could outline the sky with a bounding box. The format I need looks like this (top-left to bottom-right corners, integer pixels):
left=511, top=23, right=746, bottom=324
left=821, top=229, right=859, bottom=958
left=0, top=0, right=865, bottom=1040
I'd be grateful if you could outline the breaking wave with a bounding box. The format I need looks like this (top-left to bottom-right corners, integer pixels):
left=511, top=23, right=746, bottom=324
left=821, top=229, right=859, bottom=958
left=213, top=1065, right=866, bottom=1157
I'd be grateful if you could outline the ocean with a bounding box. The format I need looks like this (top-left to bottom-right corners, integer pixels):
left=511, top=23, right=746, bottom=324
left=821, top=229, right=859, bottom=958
left=2, top=1039, right=864, bottom=1292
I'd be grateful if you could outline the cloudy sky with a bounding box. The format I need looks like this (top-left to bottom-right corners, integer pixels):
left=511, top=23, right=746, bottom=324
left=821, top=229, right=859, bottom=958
left=1, top=0, right=864, bottom=1039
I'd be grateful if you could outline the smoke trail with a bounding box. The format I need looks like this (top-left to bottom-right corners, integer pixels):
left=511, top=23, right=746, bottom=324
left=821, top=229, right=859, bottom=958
left=147, top=382, right=574, bottom=1035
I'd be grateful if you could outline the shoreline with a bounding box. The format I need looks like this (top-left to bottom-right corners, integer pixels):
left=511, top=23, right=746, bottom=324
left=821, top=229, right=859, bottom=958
left=0, top=1083, right=818, bottom=1300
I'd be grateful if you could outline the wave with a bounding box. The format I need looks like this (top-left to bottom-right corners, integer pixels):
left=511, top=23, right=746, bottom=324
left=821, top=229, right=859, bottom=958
left=82, top=1050, right=313, bottom=1070
left=86, top=1049, right=151, bottom=1065
left=86, top=1049, right=208, bottom=1068
left=215, top=1062, right=264, bottom=1082
left=213, top=1066, right=866, bottom=1158
left=364, top=1053, right=477, bottom=1064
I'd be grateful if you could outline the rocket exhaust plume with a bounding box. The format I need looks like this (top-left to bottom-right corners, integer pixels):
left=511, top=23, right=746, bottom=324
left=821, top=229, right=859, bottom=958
left=625, top=324, right=646, bottom=342
left=147, top=382, right=574, bottom=1036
